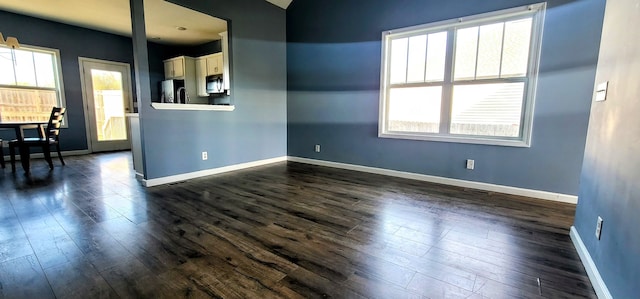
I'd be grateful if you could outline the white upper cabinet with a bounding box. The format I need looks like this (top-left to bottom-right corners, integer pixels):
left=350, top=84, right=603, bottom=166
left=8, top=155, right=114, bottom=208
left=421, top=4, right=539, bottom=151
left=197, top=53, right=223, bottom=77
left=163, top=56, right=200, bottom=103
left=206, top=53, right=223, bottom=75
left=195, top=53, right=225, bottom=96
left=163, top=57, right=186, bottom=79
left=195, top=57, right=208, bottom=97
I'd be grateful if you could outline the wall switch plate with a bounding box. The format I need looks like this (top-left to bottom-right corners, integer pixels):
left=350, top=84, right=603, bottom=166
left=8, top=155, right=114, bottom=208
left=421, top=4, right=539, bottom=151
left=202, top=151, right=208, bottom=161
left=595, top=81, right=608, bottom=102
left=466, top=159, right=475, bottom=170
left=315, top=144, right=321, bottom=153
left=595, top=216, right=603, bottom=240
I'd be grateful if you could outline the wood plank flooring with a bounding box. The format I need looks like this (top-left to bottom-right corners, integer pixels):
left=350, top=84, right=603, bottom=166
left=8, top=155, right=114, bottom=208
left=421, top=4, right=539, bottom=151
left=0, top=152, right=596, bottom=298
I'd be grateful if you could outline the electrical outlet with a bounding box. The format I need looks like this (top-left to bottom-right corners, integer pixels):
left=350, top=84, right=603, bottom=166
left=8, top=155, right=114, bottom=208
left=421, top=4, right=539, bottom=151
left=595, top=216, right=603, bottom=240
left=466, top=159, right=475, bottom=170
left=315, top=144, right=321, bottom=153
left=202, top=151, right=208, bottom=161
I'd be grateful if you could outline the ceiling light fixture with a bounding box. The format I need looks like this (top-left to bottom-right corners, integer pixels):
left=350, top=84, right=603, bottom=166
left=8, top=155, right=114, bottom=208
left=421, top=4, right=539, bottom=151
left=176, top=26, right=187, bottom=31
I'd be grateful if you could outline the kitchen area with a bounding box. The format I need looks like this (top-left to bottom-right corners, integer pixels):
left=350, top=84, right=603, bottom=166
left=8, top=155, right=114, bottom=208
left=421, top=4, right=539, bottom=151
left=129, top=0, right=236, bottom=179
left=155, top=31, right=231, bottom=107
left=143, top=0, right=234, bottom=110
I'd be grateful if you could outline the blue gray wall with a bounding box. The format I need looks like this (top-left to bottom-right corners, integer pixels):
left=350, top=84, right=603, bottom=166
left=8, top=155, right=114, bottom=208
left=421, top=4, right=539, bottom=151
left=0, top=10, right=139, bottom=151
left=138, top=0, right=287, bottom=179
left=287, top=0, right=605, bottom=195
left=574, top=0, right=640, bottom=297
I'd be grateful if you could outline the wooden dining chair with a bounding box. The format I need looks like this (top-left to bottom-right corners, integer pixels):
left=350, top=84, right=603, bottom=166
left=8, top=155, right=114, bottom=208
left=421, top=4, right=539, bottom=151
left=9, top=107, right=66, bottom=172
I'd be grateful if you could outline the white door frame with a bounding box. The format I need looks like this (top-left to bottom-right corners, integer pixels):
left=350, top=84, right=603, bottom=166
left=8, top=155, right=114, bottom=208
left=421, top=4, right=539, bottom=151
left=78, top=57, right=134, bottom=153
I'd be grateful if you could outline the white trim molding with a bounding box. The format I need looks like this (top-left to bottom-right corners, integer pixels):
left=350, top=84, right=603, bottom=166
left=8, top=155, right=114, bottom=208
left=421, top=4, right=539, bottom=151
left=151, top=103, right=235, bottom=111
left=138, top=155, right=578, bottom=204
left=135, top=172, right=144, bottom=181
left=287, top=156, right=578, bottom=204
left=3, top=149, right=91, bottom=161
left=142, top=156, right=287, bottom=187
left=570, top=226, right=613, bottom=299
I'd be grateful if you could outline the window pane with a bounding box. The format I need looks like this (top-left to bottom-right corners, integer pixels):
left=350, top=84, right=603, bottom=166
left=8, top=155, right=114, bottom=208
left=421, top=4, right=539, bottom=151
left=91, top=70, right=126, bottom=141
left=476, top=23, right=504, bottom=79
left=0, top=48, right=16, bottom=85
left=13, top=49, right=37, bottom=87
left=501, top=18, right=532, bottom=77
left=388, top=86, right=442, bottom=133
left=34, top=52, right=56, bottom=88
left=450, top=82, right=525, bottom=137
left=0, top=47, right=63, bottom=124
left=0, top=87, right=58, bottom=122
left=406, top=35, right=427, bottom=83
left=453, top=26, right=479, bottom=80
left=425, top=32, right=447, bottom=82
left=390, top=38, right=408, bottom=84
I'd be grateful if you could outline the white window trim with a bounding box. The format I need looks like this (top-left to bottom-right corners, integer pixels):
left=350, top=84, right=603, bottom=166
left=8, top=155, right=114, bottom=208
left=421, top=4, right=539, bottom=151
left=0, top=44, right=67, bottom=126
left=378, top=3, right=546, bottom=147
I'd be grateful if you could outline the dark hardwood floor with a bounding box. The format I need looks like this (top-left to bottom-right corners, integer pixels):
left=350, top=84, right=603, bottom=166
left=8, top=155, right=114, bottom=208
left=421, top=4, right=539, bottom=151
left=0, top=152, right=596, bottom=298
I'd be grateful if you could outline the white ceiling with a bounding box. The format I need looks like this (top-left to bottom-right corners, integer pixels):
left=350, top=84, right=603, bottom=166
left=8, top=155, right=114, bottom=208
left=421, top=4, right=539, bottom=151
left=0, top=0, right=292, bottom=46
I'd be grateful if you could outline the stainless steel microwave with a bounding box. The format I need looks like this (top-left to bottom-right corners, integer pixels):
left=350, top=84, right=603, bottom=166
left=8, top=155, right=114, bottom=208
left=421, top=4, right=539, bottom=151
left=206, top=75, right=224, bottom=94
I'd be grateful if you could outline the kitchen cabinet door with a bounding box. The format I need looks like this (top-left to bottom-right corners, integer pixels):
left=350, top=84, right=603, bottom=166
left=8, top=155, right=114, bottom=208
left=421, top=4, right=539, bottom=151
left=163, top=60, right=174, bottom=79
left=164, top=57, right=185, bottom=79
left=206, top=53, right=223, bottom=75
left=195, top=58, right=208, bottom=97
left=172, top=58, right=185, bottom=78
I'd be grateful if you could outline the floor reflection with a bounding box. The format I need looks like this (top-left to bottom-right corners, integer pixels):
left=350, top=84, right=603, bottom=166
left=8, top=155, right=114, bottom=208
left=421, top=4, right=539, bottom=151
left=0, top=152, right=593, bottom=298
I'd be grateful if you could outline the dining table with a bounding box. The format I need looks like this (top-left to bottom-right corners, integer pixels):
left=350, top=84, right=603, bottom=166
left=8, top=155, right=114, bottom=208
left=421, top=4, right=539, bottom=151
left=0, top=122, right=48, bottom=173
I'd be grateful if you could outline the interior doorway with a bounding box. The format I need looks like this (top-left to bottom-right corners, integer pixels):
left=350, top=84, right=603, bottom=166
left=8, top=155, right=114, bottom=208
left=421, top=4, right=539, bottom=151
left=79, top=58, right=133, bottom=152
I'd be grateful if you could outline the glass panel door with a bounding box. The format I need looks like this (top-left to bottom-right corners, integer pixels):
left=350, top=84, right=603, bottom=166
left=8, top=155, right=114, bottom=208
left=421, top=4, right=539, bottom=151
left=90, top=69, right=127, bottom=142
left=81, top=59, right=133, bottom=152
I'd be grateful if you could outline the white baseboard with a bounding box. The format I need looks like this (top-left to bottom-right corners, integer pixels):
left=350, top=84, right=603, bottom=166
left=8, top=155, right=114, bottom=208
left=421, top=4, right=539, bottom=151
left=570, top=226, right=613, bottom=299
left=142, top=156, right=287, bottom=187
left=287, top=156, right=578, bottom=204
left=135, top=155, right=578, bottom=204
left=2, top=149, right=91, bottom=161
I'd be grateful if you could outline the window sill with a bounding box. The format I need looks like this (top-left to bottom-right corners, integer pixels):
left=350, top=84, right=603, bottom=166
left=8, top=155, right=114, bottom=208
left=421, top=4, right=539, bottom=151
left=379, top=132, right=531, bottom=147
left=150, top=103, right=235, bottom=111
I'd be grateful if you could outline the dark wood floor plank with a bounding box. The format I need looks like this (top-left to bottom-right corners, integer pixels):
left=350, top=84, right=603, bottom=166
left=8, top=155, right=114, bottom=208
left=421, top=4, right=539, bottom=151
left=0, top=153, right=597, bottom=298
left=28, top=227, right=84, bottom=270
left=99, top=258, right=167, bottom=299
left=158, top=196, right=357, bottom=283
left=0, top=220, right=26, bottom=244
left=432, top=237, right=594, bottom=297
left=0, top=255, right=55, bottom=299
left=65, top=225, right=135, bottom=272
left=280, top=266, right=365, bottom=299
left=43, top=258, right=119, bottom=299
left=99, top=217, right=192, bottom=274
left=0, top=237, right=34, bottom=264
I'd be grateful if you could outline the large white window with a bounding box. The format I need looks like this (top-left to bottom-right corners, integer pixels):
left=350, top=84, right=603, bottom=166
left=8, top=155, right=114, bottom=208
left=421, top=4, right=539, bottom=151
left=0, top=45, right=65, bottom=123
left=379, top=3, right=545, bottom=147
